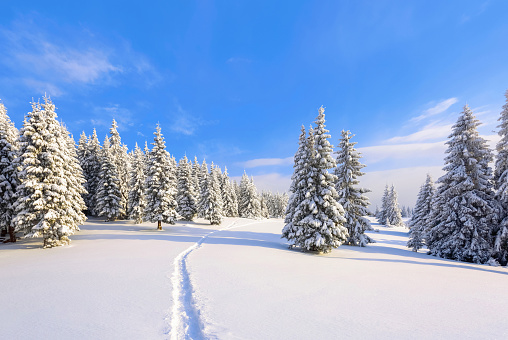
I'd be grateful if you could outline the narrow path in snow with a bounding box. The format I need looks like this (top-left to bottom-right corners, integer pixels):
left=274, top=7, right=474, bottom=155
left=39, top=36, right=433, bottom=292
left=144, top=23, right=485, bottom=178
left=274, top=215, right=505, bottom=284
left=166, top=218, right=268, bottom=340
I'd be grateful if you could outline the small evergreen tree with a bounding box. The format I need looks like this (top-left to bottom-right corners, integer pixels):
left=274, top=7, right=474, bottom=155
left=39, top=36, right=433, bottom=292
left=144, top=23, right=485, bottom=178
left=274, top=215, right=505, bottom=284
left=282, top=126, right=308, bottom=241
left=176, top=155, right=198, bottom=221
left=144, top=125, right=177, bottom=229
left=407, top=175, right=436, bottom=252
left=334, top=130, right=373, bottom=246
left=128, top=143, right=146, bottom=224
left=377, top=185, right=390, bottom=225
left=387, top=185, right=404, bottom=227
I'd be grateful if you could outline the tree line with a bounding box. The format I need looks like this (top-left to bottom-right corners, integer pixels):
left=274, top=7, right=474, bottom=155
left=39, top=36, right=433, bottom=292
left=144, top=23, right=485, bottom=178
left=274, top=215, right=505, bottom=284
left=0, top=97, right=287, bottom=248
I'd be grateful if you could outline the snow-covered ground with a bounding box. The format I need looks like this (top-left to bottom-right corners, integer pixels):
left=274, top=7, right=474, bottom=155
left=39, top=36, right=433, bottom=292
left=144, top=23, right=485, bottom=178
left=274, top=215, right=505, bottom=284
left=1, top=217, right=507, bottom=339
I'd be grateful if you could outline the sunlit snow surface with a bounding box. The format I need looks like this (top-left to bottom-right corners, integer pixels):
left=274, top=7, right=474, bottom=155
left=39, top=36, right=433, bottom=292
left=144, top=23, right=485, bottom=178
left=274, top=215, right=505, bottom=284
left=1, top=217, right=507, bottom=339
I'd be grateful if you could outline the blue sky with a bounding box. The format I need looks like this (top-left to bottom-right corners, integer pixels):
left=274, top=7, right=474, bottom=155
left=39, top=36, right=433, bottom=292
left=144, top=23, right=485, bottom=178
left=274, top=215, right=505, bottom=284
left=1, top=1, right=508, bottom=207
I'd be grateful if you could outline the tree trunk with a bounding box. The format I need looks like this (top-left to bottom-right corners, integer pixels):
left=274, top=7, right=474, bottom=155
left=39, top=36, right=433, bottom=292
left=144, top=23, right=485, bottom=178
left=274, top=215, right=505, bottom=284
left=8, top=226, right=16, bottom=243
left=157, top=220, right=162, bottom=231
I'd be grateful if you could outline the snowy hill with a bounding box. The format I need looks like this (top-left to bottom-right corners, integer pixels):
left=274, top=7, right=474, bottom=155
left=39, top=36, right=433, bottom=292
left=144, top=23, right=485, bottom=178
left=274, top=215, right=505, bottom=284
left=1, top=217, right=507, bottom=339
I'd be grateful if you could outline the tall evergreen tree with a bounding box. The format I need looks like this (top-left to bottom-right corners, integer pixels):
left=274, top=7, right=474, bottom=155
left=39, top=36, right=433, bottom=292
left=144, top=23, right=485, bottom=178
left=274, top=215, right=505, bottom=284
left=288, top=107, right=348, bottom=253
left=176, top=155, right=198, bottom=221
left=95, top=136, right=123, bottom=221
left=426, top=105, right=499, bottom=264
left=198, top=159, right=208, bottom=218
left=13, top=98, right=86, bottom=248
left=128, top=143, right=146, bottom=224
left=238, top=172, right=261, bottom=218
left=144, top=125, right=177, bottom=230
left=203, top=163, right=224, bottom=225
left=334, top=130, right=373, bottom=246
left=493, top=90, right=508, bottom=265
left=0, top=103, right=18, bottom=242
left=192, top=156, right=201, bottom=208
left=407, top=175, right=436, bottom=252
left=221, top=166, right=238, bottom=217
left=84, top=129, right=102, bottom=215
left=282, top=126, right=308, bottom=241
left=109, top=119, right=130, bottom=216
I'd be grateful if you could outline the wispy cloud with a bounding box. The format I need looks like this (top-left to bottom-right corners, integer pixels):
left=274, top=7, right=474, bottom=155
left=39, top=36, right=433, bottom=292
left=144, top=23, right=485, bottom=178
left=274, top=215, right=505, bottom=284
left=92, top=104, right=134, bottom=131
left=410, top=97, right=458, bottom=123
left=169, top=99, right=216, bottom=135
left=386, top=122, right=453, bottom=144
left=0, top=15, right=159, bottom=96
left=239, top=157, right=294, bottom=168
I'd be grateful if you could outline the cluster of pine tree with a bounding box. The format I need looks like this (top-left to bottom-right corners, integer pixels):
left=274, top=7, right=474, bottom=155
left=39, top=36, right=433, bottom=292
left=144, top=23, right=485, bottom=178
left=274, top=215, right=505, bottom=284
left=77, top=123, right=267, bottom=229
left=282, top=107, right=373, bottom=253
left=376, top=185, right=405, bottom=227
left=408, top=92, right=508, bottom=266
left=0, top=98, right=268, bottom=248
left=261, top=191, right=289, bottom=218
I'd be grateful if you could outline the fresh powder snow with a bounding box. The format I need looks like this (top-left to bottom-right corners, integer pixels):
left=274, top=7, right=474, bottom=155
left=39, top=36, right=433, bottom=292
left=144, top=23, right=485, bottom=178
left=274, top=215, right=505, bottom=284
left=2, top=216, right=507, bottom=339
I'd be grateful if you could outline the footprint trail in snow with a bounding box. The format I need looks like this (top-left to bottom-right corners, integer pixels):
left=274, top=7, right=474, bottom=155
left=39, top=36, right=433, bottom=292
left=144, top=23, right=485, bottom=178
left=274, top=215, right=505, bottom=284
left=166, top=219, right=268, bottom=340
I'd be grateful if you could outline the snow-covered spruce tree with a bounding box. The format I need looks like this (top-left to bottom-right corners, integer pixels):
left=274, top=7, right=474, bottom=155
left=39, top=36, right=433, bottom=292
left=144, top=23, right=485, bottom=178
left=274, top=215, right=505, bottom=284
left=334, top=130, right=373, bottom=246
left=377, top=185, right=390, bottom=225
left=109, top=119, right=130, bottom=216
left=13, top=98, right=86, bottom=248
left=282, top=126, right=309, bottom=241
left=176, top=155, right=198, bottom=221
left=77, top=131, right=92, bottom=214
left=387, top=185, right=404, bottom=227
left=59, top=124, right=88, bottom=228
left=203, top=163, right=224, bottom=225
left=144, top=125, right=177, bottom=230
left=289, top=107, right=348, bottom=253
left=426, top=105, right=499, bottom=264
left=84, top=129, right=102, bottom=215
left=95, top=136, right=124, bottom=222
left=221, top=166, right=238, bottom=217
left=493, top=90, right=508, bottom=265
left=0, top=103, right=18, bottom=242
left=192, top=156, right=201, bottom=208
left=128, top=143, right=146, bottom=224
left=238, top=172, right=261, bottom=218
left=198, top=159, right=209, bottom=218
left=407, top=175, right=436, bottom=252
left=260, top=192, right=270, bottom=218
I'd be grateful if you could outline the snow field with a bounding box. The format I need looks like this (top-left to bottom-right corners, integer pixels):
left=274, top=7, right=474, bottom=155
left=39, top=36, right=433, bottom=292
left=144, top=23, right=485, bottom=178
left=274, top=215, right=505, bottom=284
left=190, top=217, right=508, bottom=339
left=2, top=217, right=507, bottom=339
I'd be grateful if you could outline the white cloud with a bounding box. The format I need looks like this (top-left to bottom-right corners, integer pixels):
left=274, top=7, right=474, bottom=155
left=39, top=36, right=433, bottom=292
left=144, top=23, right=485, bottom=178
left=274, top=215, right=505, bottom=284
left=410, top=98, right=458, bottom=123
left=169, top=99, right=215, bottom=136
left=386, top=123, right=453, bottom=144
left=359, top=141, right=446, bottom=165
left=240, top=157, right=294, bottom=168
left=0, top=16, right=158, bottom=95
